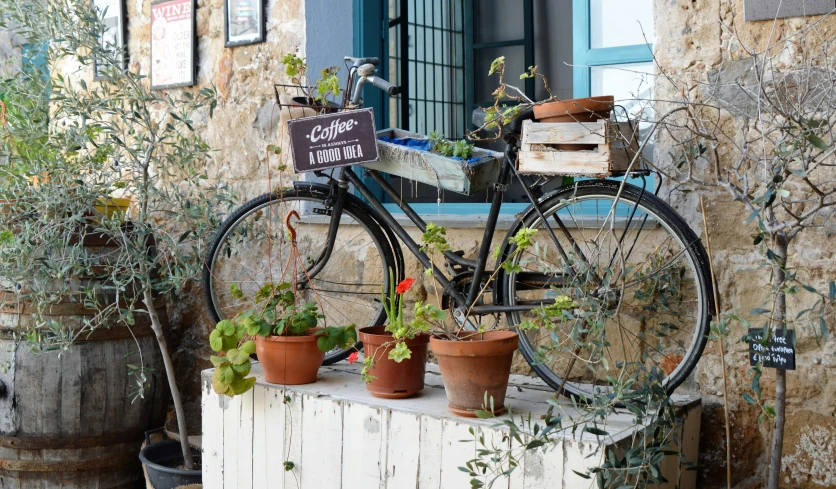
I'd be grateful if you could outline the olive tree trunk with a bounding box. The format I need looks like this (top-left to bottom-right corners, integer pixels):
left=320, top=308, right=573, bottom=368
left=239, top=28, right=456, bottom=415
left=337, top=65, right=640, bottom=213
left=766, top=233, right=789, bottom=489
left=143, top=288, right=195, bottom=469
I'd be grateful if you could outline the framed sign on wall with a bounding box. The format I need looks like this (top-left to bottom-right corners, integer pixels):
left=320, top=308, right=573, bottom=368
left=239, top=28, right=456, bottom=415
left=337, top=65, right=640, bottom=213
left=150, top=0, right=197, bottom=90
left=224, top=0, right=266, bottom=47
left=92, top=0, right=127, bottom=80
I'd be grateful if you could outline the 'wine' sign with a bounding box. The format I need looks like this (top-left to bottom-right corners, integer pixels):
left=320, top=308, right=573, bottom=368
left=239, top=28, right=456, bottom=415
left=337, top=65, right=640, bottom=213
left=748, top=328, right=796, bottom=370
left=288, top=108, right=379, bottom=173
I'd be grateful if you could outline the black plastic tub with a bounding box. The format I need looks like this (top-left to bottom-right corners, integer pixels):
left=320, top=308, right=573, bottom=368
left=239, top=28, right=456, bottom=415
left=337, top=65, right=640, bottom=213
left=139, top=438, right=201, bottom=489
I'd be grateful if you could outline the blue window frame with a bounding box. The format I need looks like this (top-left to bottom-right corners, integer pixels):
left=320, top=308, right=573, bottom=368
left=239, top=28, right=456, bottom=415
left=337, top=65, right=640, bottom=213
left=354, top=0, right=654, bottom=218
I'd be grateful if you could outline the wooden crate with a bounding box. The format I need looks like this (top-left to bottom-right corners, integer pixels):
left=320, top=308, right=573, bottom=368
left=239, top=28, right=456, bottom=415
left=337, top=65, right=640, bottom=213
left=519, top=119, right=639, bottom=177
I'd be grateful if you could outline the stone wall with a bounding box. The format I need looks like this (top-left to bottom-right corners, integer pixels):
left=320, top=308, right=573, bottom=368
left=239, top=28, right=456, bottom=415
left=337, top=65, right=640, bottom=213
left=653, top=1, right=836, bottom=488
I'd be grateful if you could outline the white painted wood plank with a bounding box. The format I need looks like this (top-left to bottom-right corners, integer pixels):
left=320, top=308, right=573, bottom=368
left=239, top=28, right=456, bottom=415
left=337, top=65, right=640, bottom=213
left=223, top=393, right=242, bottom=489
left=522, top=438, right=564, bottom=489
left=237, top=389, right=255, bottom=489
left=563, top=440, right=605, bottom=489
left=417, top=416, right=443, bottom=489
left=265, top=388, right=287, bottom=489
left=477, top=427, right=511, bottom=489
left=284, top=391, right=304, bottom=489
left=439, top=419, right=475, bottom=489
left=522, top=120, right=608, bottom=145
left=508, top=434, right=527, bottom=489
left=341, top=402, right=384, bottom=489
left=385, top=411, right=420, bottom=489
left=300, top=395, right=343, bottom=489
left=202, top=377, right=225, bottom=489
left=252, top=385, right=267, bottom=489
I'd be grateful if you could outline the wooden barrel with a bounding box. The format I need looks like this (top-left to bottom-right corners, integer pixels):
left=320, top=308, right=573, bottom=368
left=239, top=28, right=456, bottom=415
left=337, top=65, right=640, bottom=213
left=0, top=233, right=167, bottom=488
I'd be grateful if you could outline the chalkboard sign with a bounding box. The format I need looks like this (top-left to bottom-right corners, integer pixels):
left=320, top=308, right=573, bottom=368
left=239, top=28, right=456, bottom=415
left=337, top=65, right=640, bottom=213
left=287, top=108, right=379, bottom=173
left=748, top=328, right=796, bottom=370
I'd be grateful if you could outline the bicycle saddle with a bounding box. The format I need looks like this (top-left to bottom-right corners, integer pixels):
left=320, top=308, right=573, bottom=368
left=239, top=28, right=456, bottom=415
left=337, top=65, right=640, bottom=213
left=471, top=106, right=535, bottom=138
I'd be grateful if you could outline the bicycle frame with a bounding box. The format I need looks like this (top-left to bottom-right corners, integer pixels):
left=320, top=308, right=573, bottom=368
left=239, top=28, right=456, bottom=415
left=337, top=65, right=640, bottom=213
left=313, top=58, right=659, bottom=322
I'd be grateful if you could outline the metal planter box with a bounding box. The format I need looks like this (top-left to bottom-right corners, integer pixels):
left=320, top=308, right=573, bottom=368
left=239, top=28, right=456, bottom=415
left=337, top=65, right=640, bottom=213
left=360, top=129, right=502, bottom=195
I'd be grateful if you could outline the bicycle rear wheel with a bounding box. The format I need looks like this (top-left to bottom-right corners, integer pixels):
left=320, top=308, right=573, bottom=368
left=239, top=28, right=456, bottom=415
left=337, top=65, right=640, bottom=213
left=203, top=184, right=395, bottom=364
left=498, top=179, right=712, bottom=400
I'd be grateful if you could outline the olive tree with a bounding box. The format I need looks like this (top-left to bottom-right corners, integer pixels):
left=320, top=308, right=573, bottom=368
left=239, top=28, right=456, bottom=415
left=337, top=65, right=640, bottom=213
left=0, top=0, right=233, bottom=468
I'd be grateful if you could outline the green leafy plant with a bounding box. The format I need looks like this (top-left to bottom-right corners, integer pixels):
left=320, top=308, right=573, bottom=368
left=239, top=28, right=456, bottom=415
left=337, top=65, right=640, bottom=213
left=280, top=54, right=341, bottom=107
left=429, top=131, right=475, bottom=159
left=209, top=281, right=356, bottom=396
left=0, top=0, right=236, bottom=471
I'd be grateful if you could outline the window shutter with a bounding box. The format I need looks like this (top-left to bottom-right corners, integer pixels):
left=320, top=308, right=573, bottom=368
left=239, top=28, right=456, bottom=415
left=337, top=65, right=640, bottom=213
left=744, top=0, right=834, bottom=21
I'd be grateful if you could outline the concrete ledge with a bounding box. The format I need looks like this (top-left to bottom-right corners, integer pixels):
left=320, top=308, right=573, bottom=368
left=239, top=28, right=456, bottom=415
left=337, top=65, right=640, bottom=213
left=201, top=363, right=700, bottom=489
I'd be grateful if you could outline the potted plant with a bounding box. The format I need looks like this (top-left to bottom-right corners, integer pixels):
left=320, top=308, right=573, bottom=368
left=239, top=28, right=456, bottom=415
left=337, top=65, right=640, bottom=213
left=365, top=223, right=574, bottom=416
left=357, top=271, right=431, bottom=398
left=208, top=281, right=357, bottom=388
left=208, top=211, right=357, bottom=391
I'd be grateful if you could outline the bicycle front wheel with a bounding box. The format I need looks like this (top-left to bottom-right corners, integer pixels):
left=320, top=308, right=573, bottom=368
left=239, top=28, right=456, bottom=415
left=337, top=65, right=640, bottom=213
left=203, top=184, right=395, bottom=364
left=498, top=179, right=712, bottom=400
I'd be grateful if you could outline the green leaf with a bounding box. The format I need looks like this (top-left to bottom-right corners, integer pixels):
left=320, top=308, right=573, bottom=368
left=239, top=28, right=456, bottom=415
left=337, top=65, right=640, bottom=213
left=584, top=426, right=609, bottom=436
left=472, top=410, right=495, bottom=419
left=211, top=368, right=231, bottom=395
left=209, top=330, right=224, bottom=352
left=240, top=340, right=257, bottom=355
left=217, top=319, right=236, bottom=336
left=388, top=342, right=412, bottom=363
left=229, top=376, right=256, bottom=395
left=805, top=132, right=829, bottom=150
left=232, top=361, right=251, bottom=376
left=317, top=335, right=335, bottom=352
left=209, top=355, right=227, bottom=367
left=218, top=364, right=235, bottom=384
left=742, top=392, right=756, bottom=404
left=226, top=348, right=249, bottom=365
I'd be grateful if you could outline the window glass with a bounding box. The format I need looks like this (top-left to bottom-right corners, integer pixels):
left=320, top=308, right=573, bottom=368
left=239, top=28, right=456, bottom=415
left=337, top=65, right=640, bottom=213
left=590, top=0, right=654, bottom=49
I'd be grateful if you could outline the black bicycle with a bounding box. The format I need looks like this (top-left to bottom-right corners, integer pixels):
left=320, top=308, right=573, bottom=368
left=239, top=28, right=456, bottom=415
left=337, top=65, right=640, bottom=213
left=203, top=56, right=714, bottom=400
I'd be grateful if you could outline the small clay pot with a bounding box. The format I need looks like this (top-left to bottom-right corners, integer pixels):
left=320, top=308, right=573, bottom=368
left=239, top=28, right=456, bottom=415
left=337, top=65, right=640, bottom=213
left=429, top=331, right=519, bottom=417
left=359, top=326, right=429, bottom=399
left=533, top=96, right=615, bottom=150
left=255, top=330, right=325, bottom=385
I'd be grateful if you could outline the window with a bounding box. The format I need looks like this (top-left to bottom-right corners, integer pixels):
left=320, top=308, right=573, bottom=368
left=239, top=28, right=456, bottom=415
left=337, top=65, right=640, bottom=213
left=355, top=0, right=654, bottom=218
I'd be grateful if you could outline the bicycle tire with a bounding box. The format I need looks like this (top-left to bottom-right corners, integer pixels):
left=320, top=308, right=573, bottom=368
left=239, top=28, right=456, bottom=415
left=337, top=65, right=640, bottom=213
left=497, top=179, right=713, bottom=399
left=203, top=182, right=397, bottom=365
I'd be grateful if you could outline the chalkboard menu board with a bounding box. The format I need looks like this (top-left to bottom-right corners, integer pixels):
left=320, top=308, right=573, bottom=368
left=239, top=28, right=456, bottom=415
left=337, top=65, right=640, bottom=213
left=748, top=328, right=796, bottom=370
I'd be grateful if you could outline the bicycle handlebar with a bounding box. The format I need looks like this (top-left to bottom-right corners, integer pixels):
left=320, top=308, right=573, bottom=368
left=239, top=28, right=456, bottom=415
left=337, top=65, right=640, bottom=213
left=367, top=75, right=400, bottom=96
left=344, top=56, right=380, bottom=67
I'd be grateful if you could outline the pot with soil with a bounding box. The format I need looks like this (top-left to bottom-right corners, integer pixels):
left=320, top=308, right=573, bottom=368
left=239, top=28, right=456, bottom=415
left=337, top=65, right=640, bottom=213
left=139, top=430, right=201, bottom=489
left=430, top=330, right=519, bottom=417
left=359, top=325, right=429, bottom=398
left=255, top=329, right=326, bottom=385
left=533, top=95, right=615, bottom=150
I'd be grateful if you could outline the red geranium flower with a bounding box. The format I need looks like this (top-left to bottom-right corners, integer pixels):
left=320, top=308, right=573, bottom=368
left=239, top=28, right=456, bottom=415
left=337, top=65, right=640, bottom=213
left=396, top=278, right=416, bottom=295
left=347, top=351, right=360, bottom=364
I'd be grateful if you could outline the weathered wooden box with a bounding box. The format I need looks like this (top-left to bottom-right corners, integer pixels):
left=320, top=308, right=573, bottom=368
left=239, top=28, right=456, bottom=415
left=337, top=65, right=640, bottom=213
left=360, top=129, right=502, bottom=195
left=519, top=119, right=640, bottom=177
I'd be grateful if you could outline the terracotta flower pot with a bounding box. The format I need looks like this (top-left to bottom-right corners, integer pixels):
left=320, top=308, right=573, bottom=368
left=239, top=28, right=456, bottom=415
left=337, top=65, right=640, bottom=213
left=533, top=96, right=615, bottom=150
left=255, top=330, right=325, bottom=385
left=359, top=326, right=429, bottom=399
left=429, top=331, right=519, bottom=417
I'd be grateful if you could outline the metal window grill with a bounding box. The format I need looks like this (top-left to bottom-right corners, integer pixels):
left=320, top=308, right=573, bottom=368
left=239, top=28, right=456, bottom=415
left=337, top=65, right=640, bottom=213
left=388, top=0, right=466, bottom=140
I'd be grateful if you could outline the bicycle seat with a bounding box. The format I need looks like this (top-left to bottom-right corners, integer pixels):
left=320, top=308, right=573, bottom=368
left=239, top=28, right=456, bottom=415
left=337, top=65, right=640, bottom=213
left=471, top=106, right=535, bottom=138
